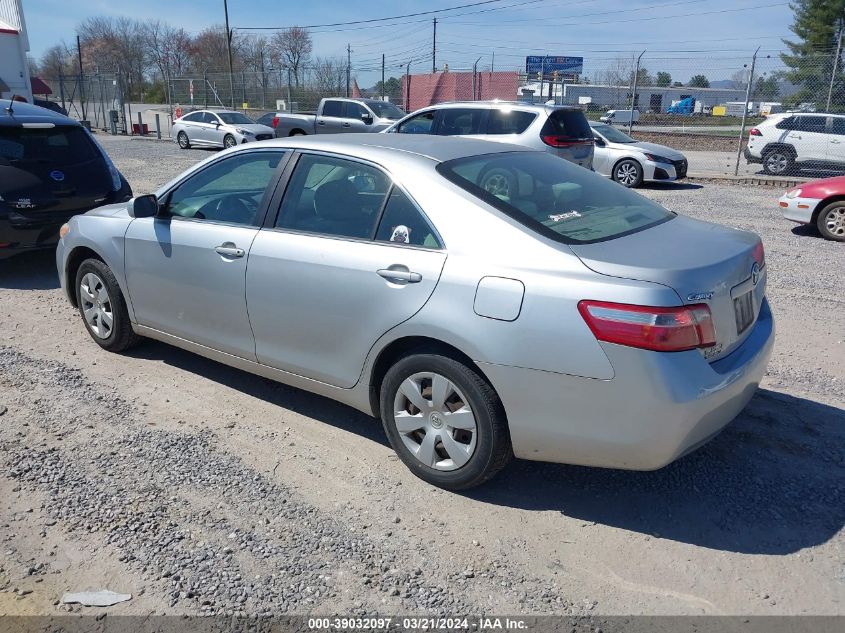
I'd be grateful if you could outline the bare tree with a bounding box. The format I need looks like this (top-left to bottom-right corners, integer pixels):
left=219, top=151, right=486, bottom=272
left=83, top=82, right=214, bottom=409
left=269, top=27, right=312, bottom=86
left=189, top=26, right=233, bottom=73
left=312, top=56, right=346, bottom=94
left=39, top=44, right=75, bottom=77
left=144, top=20, right=192, bottom=79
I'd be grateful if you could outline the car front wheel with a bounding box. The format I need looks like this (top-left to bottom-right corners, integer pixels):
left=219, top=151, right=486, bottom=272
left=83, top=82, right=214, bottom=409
left=613, top=159, right=643, bottom=187
left=816, top=201, right=845, bottom=241
left=380, top=353, right=512, bottom=490
left=75, top=258, right=140, bottom=352
left=224, top=134, right=237, bottom=149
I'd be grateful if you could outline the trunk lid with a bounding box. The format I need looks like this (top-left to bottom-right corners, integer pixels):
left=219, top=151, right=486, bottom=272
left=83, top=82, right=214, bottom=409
left=569, top=215, right=766, bottom=361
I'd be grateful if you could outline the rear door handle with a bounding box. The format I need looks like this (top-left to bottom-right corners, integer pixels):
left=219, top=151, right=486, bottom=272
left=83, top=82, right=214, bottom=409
left=215, top=243, right=245, bottom=258
left=832, top=140, right=841, bottom=144
left=317, top=120, right=326, bottom=125
left=377, top=268, right=422, bottom=283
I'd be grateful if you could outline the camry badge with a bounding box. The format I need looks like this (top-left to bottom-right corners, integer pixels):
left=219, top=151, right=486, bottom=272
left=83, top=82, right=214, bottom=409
left=687, top=292, right=714, bottom=301
left=751, top=262, right=760, bottom=286
left=49, top=170, right=65, bottom=182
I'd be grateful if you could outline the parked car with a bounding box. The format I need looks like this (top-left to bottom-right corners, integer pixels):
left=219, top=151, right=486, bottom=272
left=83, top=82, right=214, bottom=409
left=274, top=98, right=404, bottom=136
left=254, top=112, right=280, bottom=131
left=600, top=109, right=640, bottom=125
left=779, top=175, right=845, bottom=241
left=385, top=101, right=594, bottom=169
left=745, top=112, right=845, bottom=175
left=590, top=122, right=688, bottom=187
left=33, top=98, right=68, bottom=116
left=172, top=109, right=275, bottom=149
left=0, top=99, right=131, bottom=260
left=57, top=134, right=773, bottom=490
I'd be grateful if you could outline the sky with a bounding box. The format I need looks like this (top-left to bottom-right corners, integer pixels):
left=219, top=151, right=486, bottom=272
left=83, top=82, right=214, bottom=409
left=22, top=0, right=797, bottom=85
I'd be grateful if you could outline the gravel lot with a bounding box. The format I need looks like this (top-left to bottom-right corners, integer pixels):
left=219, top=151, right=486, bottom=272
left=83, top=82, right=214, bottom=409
left=0, top=135, right=843, bottom=619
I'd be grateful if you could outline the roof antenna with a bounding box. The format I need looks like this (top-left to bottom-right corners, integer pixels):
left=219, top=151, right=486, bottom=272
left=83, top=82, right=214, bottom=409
left=5, top=95, right=16, bottom=113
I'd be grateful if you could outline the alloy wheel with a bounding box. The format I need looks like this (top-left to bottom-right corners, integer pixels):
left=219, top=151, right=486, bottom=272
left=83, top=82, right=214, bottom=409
left=765, top=152, right=788, bottom=174
left=392, top=372, right=478, bottom=471
left=79, top=273, right=113, bottom=339
left=177, top=132, right=189, bottom=149
left=822, top=206, right=845, bottom=238
left=615, top=162, right=639, bottom=186
left=224, top=135, right=237, bottom=149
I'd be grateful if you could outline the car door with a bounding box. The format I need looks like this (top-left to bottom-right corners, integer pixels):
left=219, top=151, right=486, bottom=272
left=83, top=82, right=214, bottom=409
left=203, top=112, right=225, bottom=146
left=590, top=131, right=612, bottom=175
left=246, top=151, right=447, bottom=388
left=828, top=117, right=845, bottom=165
left=788, top=115, right=828, bottom=162
left=340, top=101, right=370, bottom=133
left=180, top=112, right=205, bottom=143
left=317, top=99, right=345, bottom=133
left=124, top=149, right=289, bottom=359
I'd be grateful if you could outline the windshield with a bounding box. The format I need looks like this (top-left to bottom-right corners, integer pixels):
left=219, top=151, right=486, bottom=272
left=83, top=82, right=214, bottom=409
left=217, top=112, right=255, bottom=125
left=437, top=151, right=674, bottom=244
left=367, top=101, right=405, bottom=119
left=591, top=123, right=636, bottom=144
left=0, top=126, right=100, bottom=167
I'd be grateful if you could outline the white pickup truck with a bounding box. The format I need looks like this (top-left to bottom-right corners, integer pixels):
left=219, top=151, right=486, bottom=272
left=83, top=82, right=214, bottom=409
left=275, top=97, right=405, bottom=136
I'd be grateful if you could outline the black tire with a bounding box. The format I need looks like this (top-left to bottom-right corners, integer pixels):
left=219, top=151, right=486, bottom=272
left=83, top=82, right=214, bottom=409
left=612, top=158, right=643, bottom=188
left=223, top=134, right=237, bottom=149
left=75, top=258, right=141, bottom=352
left=177, top=131, right=190, bottom=149
left=288, top=129, right=306, bottom=136
left=763, top=148, right=794, bottom=175
left=380, top=353, right=512, bottom=490
left=478, top=167, right=518, bottom=199
left=816, top=201, right=845, bottom=241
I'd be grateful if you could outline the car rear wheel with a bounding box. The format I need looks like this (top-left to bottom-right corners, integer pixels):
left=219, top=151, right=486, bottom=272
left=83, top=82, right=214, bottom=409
left=613, top=159, right=643, bottom=188
left=380, top=353, right=512, bottom=490
left=224, top=134, right=237, bottom=149
left=177, top=131, right=190, bottom=149
left=75, top=259, right=140, bottom=352
left=816, top=201, right=845, bottom=241
left=763, top=148, right=794, bottom=175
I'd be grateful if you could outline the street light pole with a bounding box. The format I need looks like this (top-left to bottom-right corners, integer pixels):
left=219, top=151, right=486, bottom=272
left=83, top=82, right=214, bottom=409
left=223, top=0, right=235, bottom=108
left=627, top=50, right=645, bottom=136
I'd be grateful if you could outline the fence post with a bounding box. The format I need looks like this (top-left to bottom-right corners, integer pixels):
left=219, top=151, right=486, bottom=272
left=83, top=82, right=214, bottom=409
left=58, top=72, right=66, bottom=111
left=628, top=50, right=645, bottom=136
left=286, top=68, right=292, bottom=110
left=827, top=22, right=843, bottom=112
left=735, top=48, right=759, bottom=176
left=155, top=113, right=161, bottom=139
left=472, top=57, right=482, bottom=100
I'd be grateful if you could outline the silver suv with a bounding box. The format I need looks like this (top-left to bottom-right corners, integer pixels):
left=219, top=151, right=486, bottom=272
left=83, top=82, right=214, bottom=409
left=384, top=102, right=594, bottom=169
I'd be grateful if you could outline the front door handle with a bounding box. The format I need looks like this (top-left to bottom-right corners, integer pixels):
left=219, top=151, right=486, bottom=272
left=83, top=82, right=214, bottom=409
left=377, top=268, right=422, bottom=283
left=832, top=139, right=841, bottom=144
left=215, top=243, right=245, bottom=258
left=317, top=120, right=326, bottom=125
left=342, top=122, right=351, bottom=127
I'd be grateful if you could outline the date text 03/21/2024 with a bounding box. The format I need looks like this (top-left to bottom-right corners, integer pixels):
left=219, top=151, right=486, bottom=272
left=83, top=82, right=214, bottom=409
left=307, top=617, right=529, bottom=630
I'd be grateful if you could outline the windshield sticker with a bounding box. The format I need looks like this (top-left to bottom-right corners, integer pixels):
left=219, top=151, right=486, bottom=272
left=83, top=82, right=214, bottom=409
left=548, top=211, right=582, bottom=222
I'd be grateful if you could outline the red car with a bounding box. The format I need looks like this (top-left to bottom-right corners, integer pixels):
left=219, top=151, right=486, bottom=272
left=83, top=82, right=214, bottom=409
left=779, top=175, right=845, bottom=242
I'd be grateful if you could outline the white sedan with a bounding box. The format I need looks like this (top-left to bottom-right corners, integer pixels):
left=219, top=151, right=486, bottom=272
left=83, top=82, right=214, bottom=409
left=590, top=122, right=688, bottom=187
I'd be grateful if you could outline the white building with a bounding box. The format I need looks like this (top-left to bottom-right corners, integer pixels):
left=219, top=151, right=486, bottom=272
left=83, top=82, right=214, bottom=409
left=0, top=0, right=32, bottom=102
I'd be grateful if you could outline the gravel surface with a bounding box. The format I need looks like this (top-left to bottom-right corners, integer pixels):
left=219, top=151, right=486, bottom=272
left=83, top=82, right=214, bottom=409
left=0, top=135, right=842, bottom=619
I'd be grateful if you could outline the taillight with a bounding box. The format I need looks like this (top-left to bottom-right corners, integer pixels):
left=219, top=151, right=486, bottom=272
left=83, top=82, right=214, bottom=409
left=752, top=241, right=765, bottom=268
left=271, top=116, right=279, bottom=128
left=541, top=135, right=594, bottom=148
left=749, top=128, right=762, bottom=136
left=578, top=301, right=716, bottom=352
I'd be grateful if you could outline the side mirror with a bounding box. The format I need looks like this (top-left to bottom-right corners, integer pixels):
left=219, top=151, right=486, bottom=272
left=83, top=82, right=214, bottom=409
left=128, top=194, right=159, bottom=218
left=362, top=113, right=373, bottom=125
left=594, top=137, right=606, bottom=147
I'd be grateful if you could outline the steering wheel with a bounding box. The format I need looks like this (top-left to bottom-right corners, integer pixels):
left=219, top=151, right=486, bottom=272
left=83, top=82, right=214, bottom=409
left=195, top=193, right=256, bottom=224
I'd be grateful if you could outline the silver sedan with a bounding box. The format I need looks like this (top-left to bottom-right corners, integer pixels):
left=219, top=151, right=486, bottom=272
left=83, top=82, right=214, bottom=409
left=590, top=122, right=688, bottom=187
left=56, top=134, right=773, bottom=489
left=172, top=109, right=275, bottom=150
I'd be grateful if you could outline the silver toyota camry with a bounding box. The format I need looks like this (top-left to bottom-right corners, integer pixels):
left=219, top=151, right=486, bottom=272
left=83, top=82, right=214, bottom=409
left=56, top=134, right=773, bottom=490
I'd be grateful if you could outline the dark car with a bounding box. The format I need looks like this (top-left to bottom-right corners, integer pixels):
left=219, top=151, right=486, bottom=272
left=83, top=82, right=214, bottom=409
left=0, top=99, right=131, bottom=260
left=33, top=99, right=68, bottom=116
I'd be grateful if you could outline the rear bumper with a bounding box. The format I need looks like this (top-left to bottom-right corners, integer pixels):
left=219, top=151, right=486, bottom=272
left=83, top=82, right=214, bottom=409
left=778, top=194, right=821, bottom=224
left=0, top=213, right=67, bottom=259
left=744, top=146, right=763, bottom=163
left=481, top=299, right=774, bottom=470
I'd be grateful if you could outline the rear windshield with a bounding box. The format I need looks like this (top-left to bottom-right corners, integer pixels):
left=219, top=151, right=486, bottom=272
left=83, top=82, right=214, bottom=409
left=436, top=151, right=674, bottom=244
left=0, top=126, right=100, bottom=166
left=540, top=109, right=592, bottom=140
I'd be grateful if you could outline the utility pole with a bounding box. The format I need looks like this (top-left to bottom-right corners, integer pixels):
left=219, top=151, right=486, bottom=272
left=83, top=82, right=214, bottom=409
left=381, top=54, right=385, bottom=100
left=260, top=49, right=266, bottom=109
left=223, top=0, right=235, bottom=108
left=405, top=61, right=411, bottom=111
left=627, top=50, right=645, bottom=135
left=735, top=47, right=760, bottom=176
left=827, top=18, right=844, bottom=111
left=76, top=35, right=87, bottom=122
left=432, top=18, right=437, bottom=73
left=346, top=43, right=351, bottom=97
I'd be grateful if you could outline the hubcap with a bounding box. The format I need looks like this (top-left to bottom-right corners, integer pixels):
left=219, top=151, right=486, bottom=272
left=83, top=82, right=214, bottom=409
left=823, top=207, right=845, bottom=237
left=178, top=133, right=188, bottom=147
left=483, top=174, right=510, bottom=197
left=79, top=272, right=113, bottom=339
left=616, top=162, right=638, bottom=185
left=766, top=153, right=787, bottom=173
left=393, top=372, right=478, bottom=471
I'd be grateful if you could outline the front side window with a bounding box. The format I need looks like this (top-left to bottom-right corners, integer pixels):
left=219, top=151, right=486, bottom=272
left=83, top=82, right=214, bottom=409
left=322, top=100, right=343, bottom=117
left=436, top=108, right=485, bottom=135
left=344, top=102, right=369, bottom=120
left=832, top=117, right=845, bottom=135
left=486, top=110, right=536, bottom=135
left=397, top=111, right=435, bottom=134
left=202, top=112, right=220, bottom=125
left=591, top=123, right=636, bottom=144
left=375, top=188, right=441, bottom=248
left=165, top=150, right=286, bottom=226
left=276, top=154, right=390, bottom=239
left=437, top=151, right=674, bottom=244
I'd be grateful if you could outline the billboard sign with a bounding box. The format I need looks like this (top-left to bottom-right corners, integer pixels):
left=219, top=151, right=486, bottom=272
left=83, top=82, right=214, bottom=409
left=526, top=55, right=584, bottom=75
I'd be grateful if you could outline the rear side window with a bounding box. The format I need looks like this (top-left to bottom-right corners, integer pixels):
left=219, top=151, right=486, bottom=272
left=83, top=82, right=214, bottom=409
left=322, top=100, right=343, bottom=117
left=182, top=112, right=202, bottom=122
left=486, top=110, right=536, bottom=135
left=540, top=109, right=592, bottom=140
left=437, top=151, right=674, bottom=244
left=0, top=126, right=100, bottom=166
left=436, top=108, right=484, bottom=135
left=375, top=188, right=441, bottom=248
left=775, top=116, right=795, bottom=130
